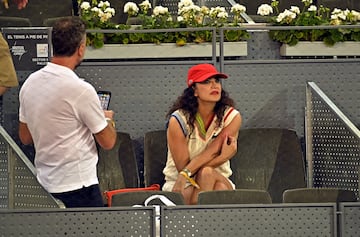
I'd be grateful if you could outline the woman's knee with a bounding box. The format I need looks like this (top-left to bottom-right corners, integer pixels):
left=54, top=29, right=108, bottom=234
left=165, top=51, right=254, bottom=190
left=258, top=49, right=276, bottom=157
left=196, top=166, right=215, bottom=179
left=213, top=181, right=231, bottom=190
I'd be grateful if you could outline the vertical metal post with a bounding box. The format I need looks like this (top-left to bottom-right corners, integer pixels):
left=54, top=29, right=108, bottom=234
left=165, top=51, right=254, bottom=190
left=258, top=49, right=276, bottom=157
left=7, top=144, right=15, bottom=208
left=305, top=82, right=314, bottom=188
left=219, top=28, right=224, bottom=73
left=211, top=27, right=217, bottom=65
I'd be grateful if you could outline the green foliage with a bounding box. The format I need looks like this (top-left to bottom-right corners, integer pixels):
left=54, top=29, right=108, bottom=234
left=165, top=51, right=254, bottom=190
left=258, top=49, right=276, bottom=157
left=225, top=29, right=250, bottom=42
left=259, top=0, right=360, bottom=46
left=78, top=0, right=249, bottom=48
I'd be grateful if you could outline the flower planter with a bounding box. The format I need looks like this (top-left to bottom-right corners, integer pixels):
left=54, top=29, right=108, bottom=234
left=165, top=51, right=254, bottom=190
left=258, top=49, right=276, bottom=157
left=84, top=42, right=247, bottom=59
left=221, top=42, right=248, bottom=57
left=280, top=42, right=360, bottom=57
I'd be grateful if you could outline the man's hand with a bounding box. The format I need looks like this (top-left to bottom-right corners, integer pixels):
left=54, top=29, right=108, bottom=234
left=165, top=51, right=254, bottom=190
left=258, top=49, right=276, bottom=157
left=104, top=110, right=115, bottom=120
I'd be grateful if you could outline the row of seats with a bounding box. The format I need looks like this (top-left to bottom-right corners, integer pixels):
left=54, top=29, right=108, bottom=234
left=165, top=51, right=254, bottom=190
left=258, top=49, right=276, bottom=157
left=144, top=128, right=308, bottom=203
left=97, top=128, right=358, bottom=206
left=110, top=187, right=358, bottom=206
left=0, top=16, right=68, bottom=28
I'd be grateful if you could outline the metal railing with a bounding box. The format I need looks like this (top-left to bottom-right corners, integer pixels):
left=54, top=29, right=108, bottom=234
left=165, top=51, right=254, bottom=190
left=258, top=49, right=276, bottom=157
left=0, top=125, right=64, bottom=209
left=306, top=82, right=360, bottom=198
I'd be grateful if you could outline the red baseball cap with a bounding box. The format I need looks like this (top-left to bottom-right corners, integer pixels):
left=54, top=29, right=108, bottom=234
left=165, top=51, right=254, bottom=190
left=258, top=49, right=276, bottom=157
left=187, top=64, right=228, bottom=87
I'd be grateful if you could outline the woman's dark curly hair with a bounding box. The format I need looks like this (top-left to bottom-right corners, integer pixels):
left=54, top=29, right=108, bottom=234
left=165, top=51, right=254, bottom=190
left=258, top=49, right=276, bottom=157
left=166, top=85, right=235, bottom=133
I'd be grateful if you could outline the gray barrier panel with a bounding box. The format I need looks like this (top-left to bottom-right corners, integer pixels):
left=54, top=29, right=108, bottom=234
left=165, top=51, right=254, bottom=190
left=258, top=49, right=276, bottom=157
left=305, top=82, right=360, bottom=197
left=0, top=125, right=62, bottom=209
left=0, top=207, right=155, bottom=237
left=340, top=202, right=360, bottom=237
left=161, top=204, right=337, bottom=237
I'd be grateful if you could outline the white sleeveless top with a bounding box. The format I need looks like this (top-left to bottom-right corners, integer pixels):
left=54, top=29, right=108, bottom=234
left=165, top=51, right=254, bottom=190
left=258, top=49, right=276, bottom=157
left=163, top=106, right=240, bottom=188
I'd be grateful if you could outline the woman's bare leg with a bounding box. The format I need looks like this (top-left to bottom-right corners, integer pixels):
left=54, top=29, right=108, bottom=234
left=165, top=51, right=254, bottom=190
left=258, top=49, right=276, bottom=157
left=189, top=166, right=233, bottom=204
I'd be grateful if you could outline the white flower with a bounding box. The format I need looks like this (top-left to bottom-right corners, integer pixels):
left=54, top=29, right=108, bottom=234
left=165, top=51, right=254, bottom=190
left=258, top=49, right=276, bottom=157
left=231, top=4, right=246, bottom=14
left=257, top=4, right=273, bottom=16
left=98, top=1, right=110, bottom=8
left=338, top=11, right=347, bottom=21
left=217, top=11, right=228, bottom=19
left=99, top=12, right=113, bottom=22
left=331, top=8, right=356, bottom=22
left=302, top=0, right=312, bottom=4
left=177, top=16, right=184, bottom=22
left=153, top=6, right=169, bottom=16
left=308, top=5, right=317, bottom=12
left=104, top=7, right=115, bottom=16
left=124, top=2, right=139, bottom=16
left=178, top=0, right=194, bottom=10
left=91, top=7, right=100, bottom=13
left=331, top=8, right=348, bottom=22
left=351, top=10, right=360, bottom=21
left=80, top=1, right=91, bottom=10
left=179, top=5, right=200, bottom=16
left=276, top=12, right=285, bottom=22
left=139, top=0, right=152, bottom=11
left=200, top=6, right=209, bottom=15
left=331, top=8, right=342, bottom=15
left=209, top=6, right=228, bottom=19
left=290, top=6, right=300, bottom=14
left=276, top=9, right=296, bottom=23
left=178, top=4, right=202, bottom=24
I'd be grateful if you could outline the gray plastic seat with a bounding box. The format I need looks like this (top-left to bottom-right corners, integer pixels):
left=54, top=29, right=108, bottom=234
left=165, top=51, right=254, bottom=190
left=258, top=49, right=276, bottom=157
left=43, top=17, right=70, bottom=27
left=143, top=130, right=168, bottom=187
left=111, top=190, right=185, bottom=206
left=0, top=16, right=31, bottom=27
left=230, top=128, right=306, bottom=203
left=198, top=189, right=272, bottom=204
left=97, top=132, right=140, bottom=205
left=283, top=188, right=358, bottom=203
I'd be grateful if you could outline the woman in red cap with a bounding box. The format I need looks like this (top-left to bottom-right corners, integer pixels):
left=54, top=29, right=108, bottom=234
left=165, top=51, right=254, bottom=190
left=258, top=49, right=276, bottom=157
left=162, top=63, right=242, bottom=205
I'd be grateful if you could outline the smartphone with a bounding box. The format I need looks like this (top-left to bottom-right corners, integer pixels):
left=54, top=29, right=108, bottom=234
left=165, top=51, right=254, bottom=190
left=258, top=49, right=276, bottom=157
left=97, top=90, right=111, bottom=110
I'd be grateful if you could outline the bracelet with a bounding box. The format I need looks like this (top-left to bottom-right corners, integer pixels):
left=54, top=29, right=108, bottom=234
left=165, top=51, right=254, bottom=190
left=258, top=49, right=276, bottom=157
left=182, top=168, right=192, bottom=177
left=105, top=118, right=115, bottom=128
left=180, top=170, right=200, bottom=189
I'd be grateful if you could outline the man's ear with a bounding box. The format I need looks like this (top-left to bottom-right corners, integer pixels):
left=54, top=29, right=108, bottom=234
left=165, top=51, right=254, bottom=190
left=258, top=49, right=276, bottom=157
left=78, top=42, right=86, bottom=57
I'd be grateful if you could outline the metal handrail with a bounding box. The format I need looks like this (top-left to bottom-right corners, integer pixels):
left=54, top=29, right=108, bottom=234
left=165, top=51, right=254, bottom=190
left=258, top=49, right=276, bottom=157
left=0, top=125, right=35, bottom=174
left=307, top=82, right=360, bottom=139
left=85, top=24, right=360, bottom=33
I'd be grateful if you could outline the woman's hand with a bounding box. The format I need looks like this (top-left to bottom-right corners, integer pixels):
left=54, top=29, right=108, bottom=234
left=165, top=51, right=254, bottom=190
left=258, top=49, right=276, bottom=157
left=220, top=134, right=237, bottom=159
left=172, top=173, right=187, bottom=194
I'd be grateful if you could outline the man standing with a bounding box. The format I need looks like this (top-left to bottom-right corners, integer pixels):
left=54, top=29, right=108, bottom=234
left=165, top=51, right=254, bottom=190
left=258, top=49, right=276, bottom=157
left=18, top=16, right=117, bottom=207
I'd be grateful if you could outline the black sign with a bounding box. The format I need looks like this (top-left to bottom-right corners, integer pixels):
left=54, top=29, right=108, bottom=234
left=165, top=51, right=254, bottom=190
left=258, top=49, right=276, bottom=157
left=1, top=27, right=51, bottom=70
